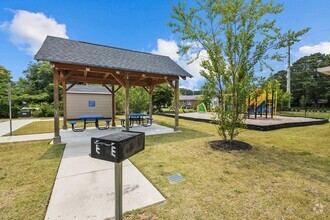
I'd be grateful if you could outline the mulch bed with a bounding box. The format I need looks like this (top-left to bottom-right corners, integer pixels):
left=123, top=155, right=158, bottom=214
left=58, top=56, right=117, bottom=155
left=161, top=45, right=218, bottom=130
left=209, top=140, right=253, bottom=151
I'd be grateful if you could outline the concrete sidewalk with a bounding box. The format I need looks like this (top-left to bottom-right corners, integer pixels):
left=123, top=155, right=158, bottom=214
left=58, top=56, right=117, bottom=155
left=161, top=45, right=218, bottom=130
left=45, top=124, right=171, bottom=219
left=0, top=119, right=37, bottom=136
left=0, top=133, right=53, bottom=143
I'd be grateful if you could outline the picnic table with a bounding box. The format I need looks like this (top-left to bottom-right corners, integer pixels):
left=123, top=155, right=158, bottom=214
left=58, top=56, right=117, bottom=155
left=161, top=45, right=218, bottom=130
left=70, top=115, right=111, bottom=132
left=120, top=113, right=152, bottom=128
left=129, top=113, right=149, bottom=124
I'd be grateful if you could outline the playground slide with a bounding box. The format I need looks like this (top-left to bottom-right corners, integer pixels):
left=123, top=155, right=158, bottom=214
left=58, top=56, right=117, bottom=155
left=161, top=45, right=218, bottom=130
left=248, top=91, right=268, bottom=108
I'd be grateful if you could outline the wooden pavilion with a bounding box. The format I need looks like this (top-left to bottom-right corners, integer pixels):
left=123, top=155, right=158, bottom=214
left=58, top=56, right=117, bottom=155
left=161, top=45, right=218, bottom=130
left=35, top=36, right=192, bottom=144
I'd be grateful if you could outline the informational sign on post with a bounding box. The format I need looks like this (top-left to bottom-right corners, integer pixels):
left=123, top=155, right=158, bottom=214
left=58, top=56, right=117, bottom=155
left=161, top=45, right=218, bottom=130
left=8, top=83, right=12, bottom=136
left=90, top=131, right=145, bottom=220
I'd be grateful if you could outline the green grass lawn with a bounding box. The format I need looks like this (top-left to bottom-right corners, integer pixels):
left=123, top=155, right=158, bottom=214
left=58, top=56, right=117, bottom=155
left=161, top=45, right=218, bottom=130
left=2, top=115, right=329, bottom=219
left=126, top=115, right=330, bottom=219
left=278, top=111, right=330, bottom=119
left=7, top=118, right=122, bottom=136
left=0, top=140, right=64, bottom=219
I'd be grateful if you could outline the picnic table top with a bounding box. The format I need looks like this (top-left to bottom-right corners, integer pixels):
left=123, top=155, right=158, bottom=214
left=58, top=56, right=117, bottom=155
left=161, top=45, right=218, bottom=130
left=79, top=115, right=104, bottom=119
left=129, top=113, right=148, bottom=117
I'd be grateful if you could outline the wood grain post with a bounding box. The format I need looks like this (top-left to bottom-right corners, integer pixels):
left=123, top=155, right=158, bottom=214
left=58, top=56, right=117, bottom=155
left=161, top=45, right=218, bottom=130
left=111, top=84, right=116, bottom=127
left=53, top=68, right=61, bottom=144
left=174, top=80, right=180, bottom=131
left=149, top=86, right=154, bottom=118
left=62, top=80, right=68, bottom=129
left=125, top=73, right=130, bottom=131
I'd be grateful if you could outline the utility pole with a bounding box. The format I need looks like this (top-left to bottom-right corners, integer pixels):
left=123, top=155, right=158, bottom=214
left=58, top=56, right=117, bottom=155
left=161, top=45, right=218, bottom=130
left=286, top=38, right=291, bottom=109
left=278, top=28, right=310, bottom=109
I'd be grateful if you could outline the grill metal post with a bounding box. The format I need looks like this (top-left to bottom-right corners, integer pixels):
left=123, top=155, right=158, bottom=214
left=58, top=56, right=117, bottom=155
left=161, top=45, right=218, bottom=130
left=115, top=162, right=123, bottom=220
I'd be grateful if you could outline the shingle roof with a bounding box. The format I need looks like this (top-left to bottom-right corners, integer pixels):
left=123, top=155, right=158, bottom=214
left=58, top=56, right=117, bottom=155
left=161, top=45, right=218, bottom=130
left=180, top=95, right=202, bottom=101
left=35, top=36, right=192, bottom=78
left=67, top=84, right=110, bottom=94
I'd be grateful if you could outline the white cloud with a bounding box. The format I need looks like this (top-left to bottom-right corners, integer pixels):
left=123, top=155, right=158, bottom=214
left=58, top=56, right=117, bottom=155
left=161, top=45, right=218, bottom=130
left=1, top=10, right=68, bottom=55
left=151, top=38, right=206, bottom=90
left=299, top=42, right=330, bottom=56
left=151, top=39, right=180, bottom=61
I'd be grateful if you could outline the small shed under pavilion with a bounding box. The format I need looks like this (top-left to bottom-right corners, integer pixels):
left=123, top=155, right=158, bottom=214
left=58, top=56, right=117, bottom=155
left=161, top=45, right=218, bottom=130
left=35, top=36, right=192, bottom=144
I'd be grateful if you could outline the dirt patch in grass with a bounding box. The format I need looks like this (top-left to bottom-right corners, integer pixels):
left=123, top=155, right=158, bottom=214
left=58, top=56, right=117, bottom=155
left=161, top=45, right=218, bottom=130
left=209, top=140, right=253, bottom=151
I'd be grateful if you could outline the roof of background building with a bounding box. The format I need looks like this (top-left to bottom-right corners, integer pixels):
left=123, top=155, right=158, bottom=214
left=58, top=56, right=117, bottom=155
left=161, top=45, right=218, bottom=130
left=318, top=66, right=330, bottom=75
left=35, top=36, right=193, bottom=78
left=180, top=95, right=202, bottom=101
left=67, top=84, right=110, bottom=94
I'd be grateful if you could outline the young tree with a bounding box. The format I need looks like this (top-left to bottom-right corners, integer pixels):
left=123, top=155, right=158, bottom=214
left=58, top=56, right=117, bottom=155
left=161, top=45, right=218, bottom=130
left=170, top=0, right=283, bottom=143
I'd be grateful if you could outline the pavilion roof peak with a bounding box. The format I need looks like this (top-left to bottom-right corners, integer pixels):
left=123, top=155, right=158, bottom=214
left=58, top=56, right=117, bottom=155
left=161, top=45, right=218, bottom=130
left=35, top=36, right=193, bottom=78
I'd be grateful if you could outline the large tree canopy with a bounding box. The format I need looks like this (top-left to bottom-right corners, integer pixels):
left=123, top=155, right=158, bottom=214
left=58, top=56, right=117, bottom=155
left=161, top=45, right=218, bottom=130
left=273, top=53, right=330, bottom=107
left=15, top=61, right=54, bottom=104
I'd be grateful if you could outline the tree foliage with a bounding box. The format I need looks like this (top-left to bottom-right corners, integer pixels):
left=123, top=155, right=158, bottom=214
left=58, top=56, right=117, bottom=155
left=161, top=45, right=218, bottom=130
left=200, top=81, right=217, bottom=110
left=273, top=53, right=330, bottom=107
left=0, top=66, right=14, bottom=118
left=152, top=84, right=174, bottom=111
left=170, top=0, right=283, bottom=141
left=115, top=86, right=149, bottom=114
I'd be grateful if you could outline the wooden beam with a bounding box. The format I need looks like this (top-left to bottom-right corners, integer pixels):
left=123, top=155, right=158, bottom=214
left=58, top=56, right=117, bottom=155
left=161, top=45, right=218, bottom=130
left=125, top=73, right=130, bottom=131
left=114, top=85, right=122, bottom=93
left=148, top=85, right=155, bottom=118
left=104, top=73, right=111, bottom=79
left=66, top=82, right=77, bottom=91
left=53, top=62, right=180, bottom=80
left=53, top=68, right=61, bottom=143
left=110, top=73, right=126, bottom=87
left=142, top=86, right=149, bottom=93
left=59, top=70, right=74, bottom=83
left=62, top=81, right=68, bottom=130
left=129, top=75, right=145, bottom=87
left=174, top=80, right=180, bottom=131
left=68, top=76, right=114, bottom=84
left=111, top=84, right=116, bottom=127
left=103, top=84, right=112, bottom=93
left=165, top=77, right=175, bottom=90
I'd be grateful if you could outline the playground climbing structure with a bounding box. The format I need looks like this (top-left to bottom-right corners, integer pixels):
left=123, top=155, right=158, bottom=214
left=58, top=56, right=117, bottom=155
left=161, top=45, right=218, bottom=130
left=247, top=82, right=278, bottom=119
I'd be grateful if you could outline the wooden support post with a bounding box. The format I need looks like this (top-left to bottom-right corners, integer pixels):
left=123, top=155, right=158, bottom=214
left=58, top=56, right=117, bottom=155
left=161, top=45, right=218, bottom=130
left=62, top=80, right=68, bottom=129
left=112, top=84, right=116, bottom=127
left=254, top=96, right=257, bottom=119
left=247, top=95, right=250, bottom=119
left=271, top=89, right=274, bottom=118
left=265, top=90, right=268, bottom=119
left=148, top=86, right=155, bottom=118
left=53, top=68, right=61, bottom=144
left=125, top=73, right=130, bottom=131
left=174, top=80, right=180, bottom=131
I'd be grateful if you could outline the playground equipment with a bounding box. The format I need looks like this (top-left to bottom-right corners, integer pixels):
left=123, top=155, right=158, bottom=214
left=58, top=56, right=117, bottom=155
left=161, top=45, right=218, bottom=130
left=197, top=103, right=207, bottom=112
left=247, top=83, right=278, bottom=119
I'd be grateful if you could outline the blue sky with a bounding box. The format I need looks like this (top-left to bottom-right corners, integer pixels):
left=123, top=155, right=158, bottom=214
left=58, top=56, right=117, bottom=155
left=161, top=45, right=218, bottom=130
left=0, top=0, right=330, bottom=90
